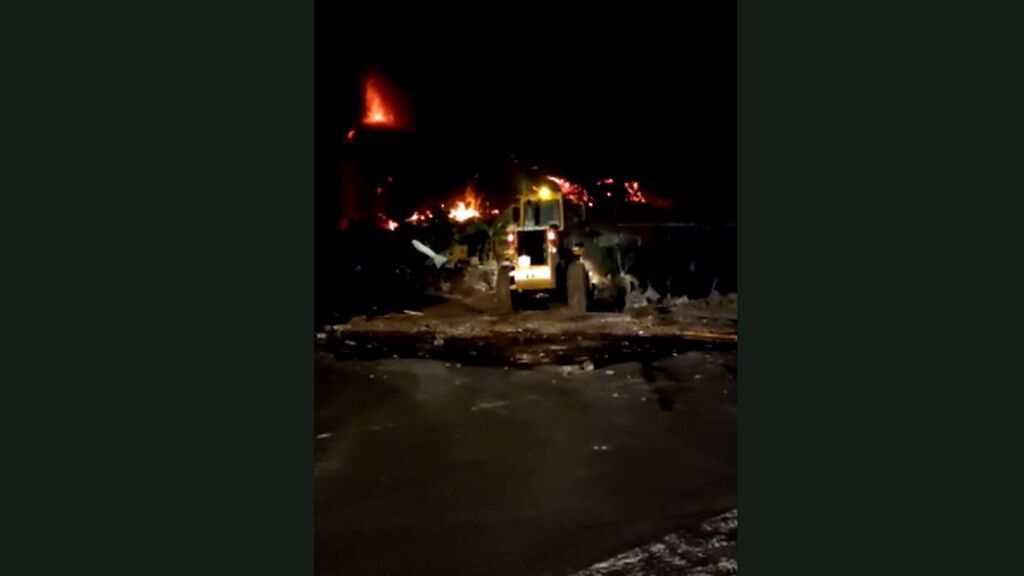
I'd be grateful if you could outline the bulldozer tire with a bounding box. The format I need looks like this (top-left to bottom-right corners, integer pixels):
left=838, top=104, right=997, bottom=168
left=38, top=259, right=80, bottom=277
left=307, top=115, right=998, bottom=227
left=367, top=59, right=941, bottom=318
left=567, top=261, right=587, bottom=314
left=496, top=265, right=514, bottom=314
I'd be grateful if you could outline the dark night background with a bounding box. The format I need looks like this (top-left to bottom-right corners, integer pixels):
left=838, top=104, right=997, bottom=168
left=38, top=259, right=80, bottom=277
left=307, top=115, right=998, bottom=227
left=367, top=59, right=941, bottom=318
left=315, top=10, right=736, bottom=324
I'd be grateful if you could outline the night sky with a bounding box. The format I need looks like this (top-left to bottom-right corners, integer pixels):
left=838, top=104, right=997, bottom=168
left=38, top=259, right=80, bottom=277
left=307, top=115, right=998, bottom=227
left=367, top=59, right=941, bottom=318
left=316, top=10, right=736, bottom=224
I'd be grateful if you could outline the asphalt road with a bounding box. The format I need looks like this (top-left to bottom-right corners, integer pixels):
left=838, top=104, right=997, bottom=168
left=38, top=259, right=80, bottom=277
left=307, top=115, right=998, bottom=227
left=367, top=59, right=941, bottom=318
left=315, top=350, right=736, bottom=575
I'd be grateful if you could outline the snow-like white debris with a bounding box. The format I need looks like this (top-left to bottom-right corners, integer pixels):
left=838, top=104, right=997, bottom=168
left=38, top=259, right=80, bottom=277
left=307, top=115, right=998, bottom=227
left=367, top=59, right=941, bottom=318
left=569, top=509, right=737, bottom=576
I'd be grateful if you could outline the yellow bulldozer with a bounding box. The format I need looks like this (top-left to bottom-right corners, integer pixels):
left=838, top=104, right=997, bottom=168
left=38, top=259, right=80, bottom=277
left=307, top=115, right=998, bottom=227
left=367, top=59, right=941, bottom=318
left=496, top=184, right=590, bottom=313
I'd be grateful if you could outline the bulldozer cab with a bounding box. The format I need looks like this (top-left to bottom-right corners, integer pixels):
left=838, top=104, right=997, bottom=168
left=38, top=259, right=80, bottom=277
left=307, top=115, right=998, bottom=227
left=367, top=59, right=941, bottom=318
left=519, top=194, right=563, bottom=230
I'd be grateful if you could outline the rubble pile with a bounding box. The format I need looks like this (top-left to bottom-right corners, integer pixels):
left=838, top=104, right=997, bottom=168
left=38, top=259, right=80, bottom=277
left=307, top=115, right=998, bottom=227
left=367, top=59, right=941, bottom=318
left=571, top=509, right=738, bottom=576
left=324, top=291, right=736, bottom=344
left=320, top=260, right=736, bottom=346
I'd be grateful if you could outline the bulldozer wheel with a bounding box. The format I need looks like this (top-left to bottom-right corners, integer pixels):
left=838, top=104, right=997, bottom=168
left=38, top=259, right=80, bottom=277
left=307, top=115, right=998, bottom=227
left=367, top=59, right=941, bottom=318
left=567, top=261, right=587, bottom=314
left=496, top=265, right=514, bottom=314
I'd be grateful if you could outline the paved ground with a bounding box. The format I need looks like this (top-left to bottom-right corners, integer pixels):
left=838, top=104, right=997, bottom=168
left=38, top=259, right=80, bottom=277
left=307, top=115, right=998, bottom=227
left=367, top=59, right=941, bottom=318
left=315, top=349, right=736, bottom=575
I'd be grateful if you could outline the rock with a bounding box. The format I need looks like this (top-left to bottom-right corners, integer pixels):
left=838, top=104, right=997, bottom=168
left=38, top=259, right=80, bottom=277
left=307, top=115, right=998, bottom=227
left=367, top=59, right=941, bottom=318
left=643, top=285, right=661, bottom=303
left=433, top=337, right=445, bottom=347
left=707, top=290, right=723, bottom=306
left=582, top=360, right=595, bottom=372
left=625, top=290, right=647, bottom=309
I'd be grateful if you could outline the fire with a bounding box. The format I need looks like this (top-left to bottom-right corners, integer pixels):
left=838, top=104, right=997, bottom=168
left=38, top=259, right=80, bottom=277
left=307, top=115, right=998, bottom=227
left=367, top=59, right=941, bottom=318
left=624, top=180, right=647, bottom=204
left=448, top=186, right=482, bottom=222
left=547, top=175, right=591, bottom=205
left=405, top=209, right=433, bottom=225
left=378, top=214, right=399, bottom=231
left=449, top=201, right=480, bottom=222
left=363, top=77, right=396, bottom=127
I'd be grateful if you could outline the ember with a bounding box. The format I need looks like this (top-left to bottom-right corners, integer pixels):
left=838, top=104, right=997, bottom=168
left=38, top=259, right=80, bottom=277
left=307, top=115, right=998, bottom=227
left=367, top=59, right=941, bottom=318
left=546, top=175, right=592, bottom=205
left=378, top=214, right=399, bottom=231
left=405, top=209, right=433, bottom=225
left=624, top=180, right=647, bottom=204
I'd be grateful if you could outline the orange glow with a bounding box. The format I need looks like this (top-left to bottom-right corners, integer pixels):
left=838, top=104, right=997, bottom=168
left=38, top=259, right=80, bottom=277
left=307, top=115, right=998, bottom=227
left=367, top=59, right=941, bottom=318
left=624, top=180, right=647, bottom=204
left=599, top=178, right=614, bottom=185
left=378, top=214, right=399, bottom=231
left=448, top=186, right=482, bottom=222
left=546, top=175, right=591, bottom=205
left=405, top=209, right=433, bottom=225
left=449, top=201, right=480, bottom=222
left=363, top=77, right=396, bottom=127
left=345, top=129, right=356, bottom=142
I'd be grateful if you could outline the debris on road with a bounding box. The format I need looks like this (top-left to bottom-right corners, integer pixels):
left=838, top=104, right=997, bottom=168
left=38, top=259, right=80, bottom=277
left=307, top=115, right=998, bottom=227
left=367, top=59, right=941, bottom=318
left=707, top=290, right=723, bottom=307
left=570, top=509, right=737, bottom=576
left=326, top=300, right=736, bottom=343
left=642, top=285, right=661, bottom=304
